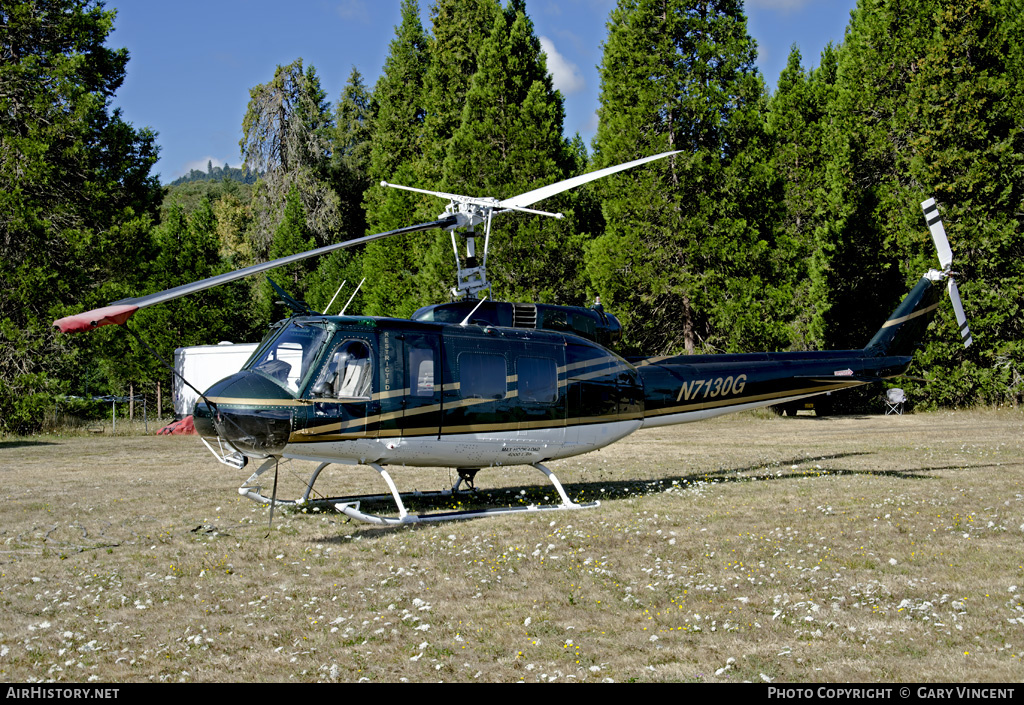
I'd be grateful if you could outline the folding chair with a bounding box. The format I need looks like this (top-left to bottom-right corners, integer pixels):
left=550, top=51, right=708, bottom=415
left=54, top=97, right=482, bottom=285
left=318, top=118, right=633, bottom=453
left=884, top=388, right=906, bottom=415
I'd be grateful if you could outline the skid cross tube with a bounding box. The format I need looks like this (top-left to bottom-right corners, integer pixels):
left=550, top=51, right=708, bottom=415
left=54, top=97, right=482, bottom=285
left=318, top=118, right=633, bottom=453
left=334, top=461, right=599, bottom=525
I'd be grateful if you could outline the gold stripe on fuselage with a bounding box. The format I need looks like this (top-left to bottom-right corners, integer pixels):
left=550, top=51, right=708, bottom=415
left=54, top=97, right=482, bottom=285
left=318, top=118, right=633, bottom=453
left=881, top=303, right=941, bottom=328
left=286, top=380, right=862, bottom=444
left=642, top=380, right=863, bottom=419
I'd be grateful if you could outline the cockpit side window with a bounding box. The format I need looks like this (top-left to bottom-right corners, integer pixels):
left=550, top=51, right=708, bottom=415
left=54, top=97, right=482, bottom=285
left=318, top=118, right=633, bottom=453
left=310, top=339, right=373, bottom=400
left=248, top=323, right=330, bottom=394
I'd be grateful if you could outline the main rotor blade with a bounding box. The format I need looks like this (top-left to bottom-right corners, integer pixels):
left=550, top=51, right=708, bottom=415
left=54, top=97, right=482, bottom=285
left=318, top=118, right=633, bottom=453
left=499, top=150, right=681, bottom=210
left=54, top=216, right=457, bottom=333
left=921, top=198, right=954, bottom=270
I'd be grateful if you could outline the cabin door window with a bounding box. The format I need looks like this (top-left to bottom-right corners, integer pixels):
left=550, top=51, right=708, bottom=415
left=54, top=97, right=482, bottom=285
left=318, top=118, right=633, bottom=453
left=396, top=332, right=442, bottom=438
left=311, top=339, right=373, bottom=400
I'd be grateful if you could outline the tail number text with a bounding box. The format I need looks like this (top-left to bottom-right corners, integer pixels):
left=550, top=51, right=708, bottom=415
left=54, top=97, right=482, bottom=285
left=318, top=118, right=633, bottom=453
left=677, top=374, right=747, bottom=402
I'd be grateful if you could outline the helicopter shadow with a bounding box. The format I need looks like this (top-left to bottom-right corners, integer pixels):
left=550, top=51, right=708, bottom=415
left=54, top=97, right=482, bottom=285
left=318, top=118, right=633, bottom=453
left=0, top=439, right=60, bottom=451
left=312, top=450, right=1005, bottom=541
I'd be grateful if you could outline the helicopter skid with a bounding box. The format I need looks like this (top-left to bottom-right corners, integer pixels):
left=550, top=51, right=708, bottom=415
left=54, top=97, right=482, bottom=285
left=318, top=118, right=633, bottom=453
left=237, top=457, right=598, bottom=525
left=335, top=497, right=600, bottom=526
left=333, top=460, right=599, bottom=525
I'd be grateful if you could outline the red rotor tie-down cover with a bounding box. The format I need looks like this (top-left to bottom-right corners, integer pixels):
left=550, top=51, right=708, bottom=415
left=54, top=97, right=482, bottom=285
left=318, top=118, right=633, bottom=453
left=53, top=304, right=140, bottom=333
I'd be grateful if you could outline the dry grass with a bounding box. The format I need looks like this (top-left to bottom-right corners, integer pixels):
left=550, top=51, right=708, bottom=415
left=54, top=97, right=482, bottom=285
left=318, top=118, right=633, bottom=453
left=1, top=409, right=1022, bottom=683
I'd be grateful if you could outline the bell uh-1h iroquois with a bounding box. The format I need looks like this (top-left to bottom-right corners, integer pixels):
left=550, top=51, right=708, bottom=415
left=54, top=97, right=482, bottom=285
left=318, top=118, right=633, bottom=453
left=54, top=152, right=972, bottom=525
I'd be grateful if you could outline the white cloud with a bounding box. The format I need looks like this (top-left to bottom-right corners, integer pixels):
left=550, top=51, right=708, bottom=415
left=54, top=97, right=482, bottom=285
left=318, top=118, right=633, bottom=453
left=539, top=36, right=585, bottom=96
left=334, top=0, right=369, bottom=22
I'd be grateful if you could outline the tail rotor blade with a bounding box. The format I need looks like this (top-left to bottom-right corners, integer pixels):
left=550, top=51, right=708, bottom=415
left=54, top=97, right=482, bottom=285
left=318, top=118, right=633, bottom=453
left=947, top=278, right=972, bottom=348
left=921, top=198, right=954, bottom=270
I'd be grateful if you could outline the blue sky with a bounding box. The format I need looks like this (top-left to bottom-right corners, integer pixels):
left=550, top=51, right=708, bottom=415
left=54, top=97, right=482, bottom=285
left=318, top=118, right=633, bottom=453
left=107, top=0, right=858, bottom=183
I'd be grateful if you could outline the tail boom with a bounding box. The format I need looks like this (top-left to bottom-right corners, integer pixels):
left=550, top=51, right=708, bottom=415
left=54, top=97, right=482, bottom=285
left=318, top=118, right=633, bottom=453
left=634, top=350, right=911, bottom=429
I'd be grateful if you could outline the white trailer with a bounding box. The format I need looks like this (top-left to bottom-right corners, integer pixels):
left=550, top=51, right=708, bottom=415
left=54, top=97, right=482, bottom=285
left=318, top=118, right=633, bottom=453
left=173, top=342, right=260, bottom=418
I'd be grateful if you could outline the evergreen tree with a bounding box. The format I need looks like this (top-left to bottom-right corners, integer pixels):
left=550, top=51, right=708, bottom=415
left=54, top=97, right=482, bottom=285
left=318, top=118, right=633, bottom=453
left=357, top=0, right=501, bottom=317
left=258, top=186, right=316, bottom=322
left=358, top=0, right=432, bottom=317
left=367, top=0, right=430, bottom=190
left=240, top=59, right=341, bottom=255
left=765, top=44, right=839, bottom=350
left=587, top=0, right=773, bottom=355
left=903, top=0, right=1024, bottom=407
left=418, top=0, right=501, bottom=187
left=0, top=0, right=161, bottom=431
left=123, top=200, right=250, bottom=391
left=815, top=0, right=1024, bottom=408
left=332, top=66, right=374, bottom=239
left=428, top=4, right=581, bottom=305
left=211, top=192, right=254, bottom=268
left=811, top=0, right=931, bottom=355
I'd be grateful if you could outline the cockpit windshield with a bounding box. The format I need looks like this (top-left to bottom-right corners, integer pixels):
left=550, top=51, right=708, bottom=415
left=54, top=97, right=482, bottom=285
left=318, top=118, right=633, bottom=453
left=246, top=322, right=331, bottom=394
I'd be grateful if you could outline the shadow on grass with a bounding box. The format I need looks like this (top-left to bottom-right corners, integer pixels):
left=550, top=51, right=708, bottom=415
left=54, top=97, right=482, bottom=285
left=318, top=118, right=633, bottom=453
left=300, top=451, right=1004, bottom=539
left=0, top=439, right=60, bottom=450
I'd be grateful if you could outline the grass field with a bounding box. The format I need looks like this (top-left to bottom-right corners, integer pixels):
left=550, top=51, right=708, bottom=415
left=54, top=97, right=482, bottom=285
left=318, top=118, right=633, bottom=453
left=1, top=409, right=1022, bottom=683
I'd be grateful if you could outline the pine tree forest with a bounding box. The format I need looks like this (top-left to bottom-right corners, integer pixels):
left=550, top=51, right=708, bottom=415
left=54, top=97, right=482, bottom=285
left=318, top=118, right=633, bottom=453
left=1, top=0, right=1022, bottom=433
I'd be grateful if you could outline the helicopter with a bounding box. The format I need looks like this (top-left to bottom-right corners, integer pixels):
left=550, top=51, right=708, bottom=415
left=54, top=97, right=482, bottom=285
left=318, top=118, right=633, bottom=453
left=54, top=152, right=972, bottom=525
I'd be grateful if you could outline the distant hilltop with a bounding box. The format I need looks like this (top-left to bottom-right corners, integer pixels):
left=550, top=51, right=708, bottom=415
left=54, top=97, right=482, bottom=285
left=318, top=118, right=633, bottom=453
left=168, top=162, right=258, bottom=187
